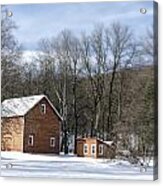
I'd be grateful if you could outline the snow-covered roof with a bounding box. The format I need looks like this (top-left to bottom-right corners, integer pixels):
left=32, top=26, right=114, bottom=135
left=1, top=95, right=62, bottom=120
left=76, top=137, right=114, bottom=146
left=103, top=141, right=114, bottom=146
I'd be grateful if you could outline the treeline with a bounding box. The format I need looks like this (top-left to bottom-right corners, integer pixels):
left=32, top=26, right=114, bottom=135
left=1, top=7, right=156, bottom=156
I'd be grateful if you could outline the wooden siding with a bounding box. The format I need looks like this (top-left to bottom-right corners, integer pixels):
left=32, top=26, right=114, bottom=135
left=77, top=138, right=116, bottom=159
left=23, top=97, right=60, bottom=153
left=1, top=117, right=24, bottom=151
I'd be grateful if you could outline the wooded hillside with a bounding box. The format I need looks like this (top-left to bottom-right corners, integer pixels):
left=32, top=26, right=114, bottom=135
left=1, top=7, right=157, bottom=156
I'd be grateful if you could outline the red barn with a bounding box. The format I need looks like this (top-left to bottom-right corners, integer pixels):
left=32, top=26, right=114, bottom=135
left=1, top=95, right=62, bottom=154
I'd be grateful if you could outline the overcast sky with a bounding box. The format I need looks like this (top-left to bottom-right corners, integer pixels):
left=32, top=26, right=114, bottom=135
left=6, top=1, right=154, bottom=51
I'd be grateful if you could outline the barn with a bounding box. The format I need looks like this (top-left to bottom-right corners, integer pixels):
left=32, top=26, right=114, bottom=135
left=1, top=95, right=62, bottom=154
left=76, top=138, right=116, bottom=159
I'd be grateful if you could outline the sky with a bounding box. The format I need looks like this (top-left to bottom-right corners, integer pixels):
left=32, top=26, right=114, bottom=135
left=5, top=1, right=154, bottom=51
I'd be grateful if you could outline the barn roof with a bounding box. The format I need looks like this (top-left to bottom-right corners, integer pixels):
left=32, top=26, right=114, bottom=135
left=103, top=141, right=114, bottom=146
left=76, top=137, right=114, bottom=146
left=1, top=95, right=62, bottom=120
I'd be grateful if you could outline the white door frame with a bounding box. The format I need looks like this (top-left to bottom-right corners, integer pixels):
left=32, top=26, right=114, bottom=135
left=91, top=144, right=96, bottom=157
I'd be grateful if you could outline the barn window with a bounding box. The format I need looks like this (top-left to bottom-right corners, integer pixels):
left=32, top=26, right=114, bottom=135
left=99, top=144, right=104, bottom=155
left=91, top=144, right=96, bottom=155
left=40, top=104, right=46, bottom=114
left=28, top=135, right=34, bottom=146
left=50, top=137, right=55, bottom=147
left=83, top=144, right=88, bottom=155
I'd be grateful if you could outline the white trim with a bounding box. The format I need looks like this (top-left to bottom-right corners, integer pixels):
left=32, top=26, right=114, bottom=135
left=83, top=144, right=88, bottom=155
left=50, top=137, right=55, bottom=147
left=41, top=103, right=46, bottom=114
left=91, top=144, right=96, bottom=155
left=28, top=135, right=34, bottom=146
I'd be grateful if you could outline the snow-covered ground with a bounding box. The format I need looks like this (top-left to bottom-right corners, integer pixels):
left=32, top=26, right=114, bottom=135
left=1, top=152, right=154, bottom=180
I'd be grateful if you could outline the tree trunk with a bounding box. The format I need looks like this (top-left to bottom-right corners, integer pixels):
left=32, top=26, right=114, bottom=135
left=63, top=63, right=68, bottom=154
left=107, top=61, right=117, bottom=138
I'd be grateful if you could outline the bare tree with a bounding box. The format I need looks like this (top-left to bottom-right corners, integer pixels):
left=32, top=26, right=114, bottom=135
left=68, top=37, right=81, bottom=154
left=80, top=26, right=109, bottom=137
left=1, top=6, right=22, bottom=100
left=22, top=22, right=154, bottom=158
left=105, top=22, right=134, bottom=139
left=54, top=30, right=75, bottom=154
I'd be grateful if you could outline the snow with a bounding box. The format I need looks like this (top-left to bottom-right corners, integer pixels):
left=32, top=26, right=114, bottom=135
left=0, top=152, right=155, bottom=180
left=103, top=141, right=114, bottom=146
left=21, top=50, right=44, bottom=64
left=1, top=95, right=45, bottom=117
left=22, top=51, right=38, bottom=63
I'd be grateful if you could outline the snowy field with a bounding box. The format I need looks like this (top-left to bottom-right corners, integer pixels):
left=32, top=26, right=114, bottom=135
left=1, top=152, right=154, bottom=180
